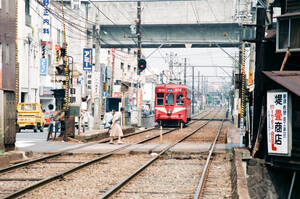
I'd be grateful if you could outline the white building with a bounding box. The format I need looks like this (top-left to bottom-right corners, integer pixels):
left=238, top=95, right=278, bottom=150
left=17, top=0, right=92, bottom=112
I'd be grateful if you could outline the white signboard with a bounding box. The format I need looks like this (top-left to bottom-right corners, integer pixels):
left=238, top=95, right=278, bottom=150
left=42, top=0, right=51, bottom=41
left=267, top=91, right=292, bottom=156
left=92, top=72, right=100, bottom=98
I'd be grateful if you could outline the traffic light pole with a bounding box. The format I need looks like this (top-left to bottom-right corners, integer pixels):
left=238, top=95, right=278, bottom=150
left=137, top=1, right=142, bottom=127
left=184, top=58, right=187, bottom=85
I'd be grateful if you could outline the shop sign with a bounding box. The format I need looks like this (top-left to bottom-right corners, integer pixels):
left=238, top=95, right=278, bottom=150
left=267, top=91, right=292, bottom=156
left=40, top=58, right=48, bottom=76
left=83, top=48, right=92, bottom=71
left=42, top=0, right=51, bottom=42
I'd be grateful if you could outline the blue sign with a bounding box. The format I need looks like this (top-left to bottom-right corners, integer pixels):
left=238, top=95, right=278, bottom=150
left=102, top=92, right=107, bottom=97
left=40, top=58, right=47, bottom=76
left=83, top=48, right=92, bottom=71
left=167, top=88, right=173, bottom=92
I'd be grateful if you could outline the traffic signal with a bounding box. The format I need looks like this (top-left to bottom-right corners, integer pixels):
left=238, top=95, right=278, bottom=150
left=138, top=59, right=146, bottom=75
left=60, top=47, right=66, bottom=57
left=56, top=64, right=66, bottom=75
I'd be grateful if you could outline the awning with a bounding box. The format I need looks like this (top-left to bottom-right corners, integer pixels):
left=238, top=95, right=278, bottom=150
left=262, top=71, right=300, bottom=96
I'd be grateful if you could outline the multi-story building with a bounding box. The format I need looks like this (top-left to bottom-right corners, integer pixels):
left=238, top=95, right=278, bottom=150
left=17, top=0, right=91, bottom=112
left=109, top=48, right=139, bottom=108
left=0, top=0, right=17, bottom=146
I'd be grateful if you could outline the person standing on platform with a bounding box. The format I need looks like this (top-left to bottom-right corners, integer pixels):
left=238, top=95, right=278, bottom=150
left=47, top=104, right=55, bottom=141
left=109, top=107, right=124, bottom=144
left=79, top=96, right=88, bottom=134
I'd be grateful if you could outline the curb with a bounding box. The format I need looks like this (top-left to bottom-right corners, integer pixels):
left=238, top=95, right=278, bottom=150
left=231, top=148, right=251, bottom=199
left=0, top=151, right=33, bottom=168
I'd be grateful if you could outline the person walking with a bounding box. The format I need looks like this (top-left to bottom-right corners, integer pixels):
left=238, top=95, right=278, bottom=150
left=79, top=96, right=88, bottom=134
left=109, top=108, right=124, bottom=144
left=47, top=104, right=55, bottom=141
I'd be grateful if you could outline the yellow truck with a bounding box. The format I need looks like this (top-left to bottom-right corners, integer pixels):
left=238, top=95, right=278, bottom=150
left=17, top=103, right=45, bottom=132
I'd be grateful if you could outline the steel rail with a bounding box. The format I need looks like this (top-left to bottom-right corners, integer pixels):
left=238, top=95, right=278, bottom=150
left=3, top=115, right=209, bottom=199
left=2, top=111, right=211, bottom=199
left=193, top=119, right=224, bottom=199
left=0, top=127, right=157, bottom=174
left=98, top=117, right=216, bottom=199
left=0, top=109, right=209, bottom=174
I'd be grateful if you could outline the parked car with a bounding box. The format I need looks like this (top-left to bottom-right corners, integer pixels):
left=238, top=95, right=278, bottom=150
left=17, top=103, right=45, bottom=132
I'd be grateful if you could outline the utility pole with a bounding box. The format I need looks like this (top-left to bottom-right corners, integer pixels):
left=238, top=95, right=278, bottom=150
left=198, top=71, right=200, bottom=112
left=192, top=65, right=195, bottom=114
left=184, top=58, right=187, bottom=85
left=93, top=12, right=100, bottom=130
left=137, top=0, right=142, bottom=126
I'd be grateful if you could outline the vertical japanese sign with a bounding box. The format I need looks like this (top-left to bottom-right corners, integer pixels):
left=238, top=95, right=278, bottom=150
left=42, top=0, right=51, bottom=42
left=267, top=91, right=292, bottom=156
left=83, top=48, right=92, bottom=71
left=92, top=72, right=100, bottom=99
left=40, top=58, right=48, bottom=76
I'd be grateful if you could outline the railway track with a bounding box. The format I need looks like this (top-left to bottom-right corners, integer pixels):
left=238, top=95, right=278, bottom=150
left=99, top=116, right=227, bottom=199
left=98, top=114, right=225, bottom=198
left=0, top=110, right=215, bottom=199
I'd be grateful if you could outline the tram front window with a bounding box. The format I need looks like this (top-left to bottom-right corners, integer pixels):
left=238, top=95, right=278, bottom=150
left=176, top=93, right=184, bottom=106
left=165, top=93, right=174, bottom=105
left=156, top=93, right=164, bottom=105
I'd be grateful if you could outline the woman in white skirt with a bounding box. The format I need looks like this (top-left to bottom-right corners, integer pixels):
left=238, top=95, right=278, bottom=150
left=109, top=107, right=124, bottom=144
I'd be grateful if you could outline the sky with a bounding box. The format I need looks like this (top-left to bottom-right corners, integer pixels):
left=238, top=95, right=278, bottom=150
left=143, top=47, right=239, bottom=90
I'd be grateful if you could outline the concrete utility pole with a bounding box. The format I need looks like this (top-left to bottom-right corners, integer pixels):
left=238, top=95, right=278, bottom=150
left=198, top=71, right=200, bottom=111
left=192, top=65, right=195, bottom=114
left=137, top=0, right=142, bottom=127
left=93, top=12, right=101, bottom=130
left=184, top=58, right=187, bottom=85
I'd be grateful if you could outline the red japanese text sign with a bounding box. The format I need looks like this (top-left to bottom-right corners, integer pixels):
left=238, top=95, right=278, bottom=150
left=267, top=91, right=292, bottom=156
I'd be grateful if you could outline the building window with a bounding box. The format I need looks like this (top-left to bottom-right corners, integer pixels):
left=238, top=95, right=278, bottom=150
left=120, top=62, right=124, bottom=71
left=108, top=50, right=110, bottom=55
left=127, top=48, right=131, bottom=54
left=127, top=65, right=131, bottom=71
left=25, top=0, right=30, bottom=15
left=134, top=67, right=136, bottom=72
left=5, top=43, right=9, bottom=64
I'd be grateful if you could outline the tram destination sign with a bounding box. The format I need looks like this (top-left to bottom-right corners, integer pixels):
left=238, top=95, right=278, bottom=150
left=267, top=90, right=292, bottom=156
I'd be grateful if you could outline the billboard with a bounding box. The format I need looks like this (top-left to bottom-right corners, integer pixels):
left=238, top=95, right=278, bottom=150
left=267, top=91, right=292, bottom=156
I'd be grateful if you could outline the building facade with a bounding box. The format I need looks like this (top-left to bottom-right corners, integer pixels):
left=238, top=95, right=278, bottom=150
left=0, top=0, right=17, bottom=146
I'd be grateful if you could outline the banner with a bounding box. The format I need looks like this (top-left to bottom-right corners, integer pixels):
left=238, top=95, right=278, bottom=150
left=267, top=91, right=292, bottom=156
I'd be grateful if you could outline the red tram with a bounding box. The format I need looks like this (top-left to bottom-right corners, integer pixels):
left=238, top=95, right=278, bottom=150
left=155, top=84, right=191, bottom=127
